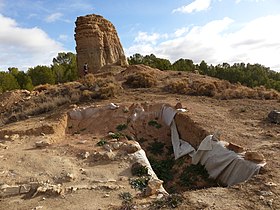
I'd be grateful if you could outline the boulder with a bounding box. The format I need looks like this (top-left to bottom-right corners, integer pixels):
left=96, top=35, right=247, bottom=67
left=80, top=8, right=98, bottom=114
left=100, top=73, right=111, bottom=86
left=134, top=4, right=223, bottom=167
left=145, top=178, right=164, bottom=196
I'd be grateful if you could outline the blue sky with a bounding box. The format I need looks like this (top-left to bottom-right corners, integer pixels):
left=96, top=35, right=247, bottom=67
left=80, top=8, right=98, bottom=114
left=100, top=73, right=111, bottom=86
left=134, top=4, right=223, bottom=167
left=0, top=0, right=280, bottom=71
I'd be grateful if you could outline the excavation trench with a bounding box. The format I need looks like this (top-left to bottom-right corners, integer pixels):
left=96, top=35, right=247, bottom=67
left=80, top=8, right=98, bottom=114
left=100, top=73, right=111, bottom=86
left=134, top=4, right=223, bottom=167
left=65, top=103, right=221, bottom=193
left=0, top=102, right=263, bottom=195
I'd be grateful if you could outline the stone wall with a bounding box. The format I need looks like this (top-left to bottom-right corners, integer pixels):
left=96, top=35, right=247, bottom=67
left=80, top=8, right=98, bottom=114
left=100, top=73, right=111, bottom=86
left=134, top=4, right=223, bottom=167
left=75, top=14, right=128, bottom=76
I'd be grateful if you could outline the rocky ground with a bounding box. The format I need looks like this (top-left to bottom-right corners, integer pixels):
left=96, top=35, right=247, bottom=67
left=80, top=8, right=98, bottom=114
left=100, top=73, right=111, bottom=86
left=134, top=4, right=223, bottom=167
left=0, top=65, right=279, bottom=210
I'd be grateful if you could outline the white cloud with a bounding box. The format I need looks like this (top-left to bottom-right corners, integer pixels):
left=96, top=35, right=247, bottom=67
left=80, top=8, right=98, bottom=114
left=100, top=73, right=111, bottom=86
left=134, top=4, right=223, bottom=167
left=173, top=0, right=212, bottom=14
left=58, top=34, right=69, bottom=41
left=126, top=15, right=280, bottom=71
left=45, top=12, right=63, bottom=23
left=125, top=31, right=169, bottom=56
left=125, top=44, right=155, bottom=57
left=134, top=32, right=161, bottom=44
left=174, top=27, right=189, bottom=37
left=0, top=14, right=64, bottom=70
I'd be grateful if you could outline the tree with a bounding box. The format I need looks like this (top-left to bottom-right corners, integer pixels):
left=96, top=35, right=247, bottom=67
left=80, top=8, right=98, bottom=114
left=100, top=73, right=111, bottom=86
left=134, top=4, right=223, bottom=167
left=0, top=72, right=20, bottom=92
left=127, top=53, right=172, bottom=70
left=128, top=53, right=144, bottom=65
left=52, top=52, right=78, bottom=83
left=8, top=67, right=19, bottom=76
left=28, top=65, right=55, bottom=86
left=15, top=71, right=33, bottom=91
left=143, top=54, right=171, bottom=70
left=199, top=60, right=208, bottom=74
left=7, top=67, right=33, bottom=91
left=172, top=58, right=194, bottom=72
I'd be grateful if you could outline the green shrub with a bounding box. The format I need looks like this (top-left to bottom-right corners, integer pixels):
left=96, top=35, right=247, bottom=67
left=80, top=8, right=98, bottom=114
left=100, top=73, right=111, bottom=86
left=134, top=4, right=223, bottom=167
left=148, top=120, right=162, bottom=129
left=147, top=141, right=165, bottom=155
left=131, top=163, right=149, bottom=177
left=150, top=193, right=184, bottom=209
left=116, top=123, right=128, bottom=131
left=129, top=176, right=150, bottom=191
left=180, top=164, right=216, bottom=189
left=97, top=139, right=107, bottom=146
left=149, top=158, right=174, bottom=182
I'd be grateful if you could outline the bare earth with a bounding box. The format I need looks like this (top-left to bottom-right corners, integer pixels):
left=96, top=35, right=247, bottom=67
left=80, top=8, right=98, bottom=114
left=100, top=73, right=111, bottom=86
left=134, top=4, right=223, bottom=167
left=0, top=66, right=279, bottom=210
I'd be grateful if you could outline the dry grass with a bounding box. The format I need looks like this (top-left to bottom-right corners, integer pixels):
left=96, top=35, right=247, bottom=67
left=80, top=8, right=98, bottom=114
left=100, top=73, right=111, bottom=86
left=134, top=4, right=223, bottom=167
left=165, top=79, right=217, bottom=97
left=5, top=94, right=71, bottom=124
left=33, top=84, right=52, bottom=92
left=165, top=78, right=280, bottom=100
left=124, top=72, right=157, bottom=88
left=190, top=80, right=217, bottom=97
left=80, top=73, right=96, bottom=88
left=164, top=80, right=190, bottom=94
left=2, top=76, right=122, bottom=124
left=79, top=75, right=122, bottom=100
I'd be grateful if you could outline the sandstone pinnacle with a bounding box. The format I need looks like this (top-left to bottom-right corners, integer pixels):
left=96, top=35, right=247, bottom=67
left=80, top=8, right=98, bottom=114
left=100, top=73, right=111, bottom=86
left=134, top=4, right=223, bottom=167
left=75, top=14, right=128, bottom=76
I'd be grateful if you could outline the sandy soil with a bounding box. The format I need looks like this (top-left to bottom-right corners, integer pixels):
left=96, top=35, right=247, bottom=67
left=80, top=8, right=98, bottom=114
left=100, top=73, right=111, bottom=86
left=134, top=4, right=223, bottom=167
left=0, top=68, right=279, bottom=210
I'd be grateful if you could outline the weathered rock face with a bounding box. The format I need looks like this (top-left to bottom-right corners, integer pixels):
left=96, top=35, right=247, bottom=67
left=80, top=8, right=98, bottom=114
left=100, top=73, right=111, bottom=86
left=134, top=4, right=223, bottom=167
left=75, top=14, right=128, bottom=75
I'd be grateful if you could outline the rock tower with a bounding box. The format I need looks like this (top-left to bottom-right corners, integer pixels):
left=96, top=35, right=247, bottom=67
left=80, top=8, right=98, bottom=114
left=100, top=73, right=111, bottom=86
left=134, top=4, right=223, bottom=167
left=75, top=14, right=128, bottom=75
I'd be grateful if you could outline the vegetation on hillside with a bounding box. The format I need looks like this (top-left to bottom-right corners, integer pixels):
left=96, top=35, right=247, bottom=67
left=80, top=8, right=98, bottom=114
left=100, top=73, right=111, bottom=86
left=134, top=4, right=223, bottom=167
left=0, top=52, right=279, bottom=94
left=128, top=53, right=280, bottom=92
left=0, top=52, right=77, bottom=93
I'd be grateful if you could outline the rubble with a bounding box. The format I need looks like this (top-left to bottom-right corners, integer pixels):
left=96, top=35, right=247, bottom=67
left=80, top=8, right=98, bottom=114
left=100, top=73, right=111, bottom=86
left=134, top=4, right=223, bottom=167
left=31, top=183, right=64, bottom=197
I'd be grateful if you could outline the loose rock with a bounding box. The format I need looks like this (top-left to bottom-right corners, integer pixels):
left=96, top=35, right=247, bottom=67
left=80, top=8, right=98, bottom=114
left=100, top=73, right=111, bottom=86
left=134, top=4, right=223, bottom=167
left=35, top=140, right=51, bottom=148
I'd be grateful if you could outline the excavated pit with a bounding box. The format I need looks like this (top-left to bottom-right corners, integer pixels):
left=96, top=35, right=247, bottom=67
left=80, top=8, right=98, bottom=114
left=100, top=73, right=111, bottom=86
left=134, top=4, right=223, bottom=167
left=66, top=103, right=218, bottom=193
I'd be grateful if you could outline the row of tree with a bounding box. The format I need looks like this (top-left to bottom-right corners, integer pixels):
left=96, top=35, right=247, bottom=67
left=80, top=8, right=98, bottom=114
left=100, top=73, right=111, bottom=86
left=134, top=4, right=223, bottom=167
left=0, top=52, right=77, bottom=93
left=1, top=52, right=279, bottom=93
left=128, top=53, right=280, bottom=92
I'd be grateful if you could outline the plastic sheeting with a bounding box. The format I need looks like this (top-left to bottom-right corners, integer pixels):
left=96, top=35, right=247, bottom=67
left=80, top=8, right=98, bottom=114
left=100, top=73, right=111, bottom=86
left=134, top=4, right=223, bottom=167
left=160, top=104, right=265, bottom=186
left=192, top=135, right=265, bottom=186
left=160, top=105, right=195, bottom=159
left=170, top=120, right=195, bottom=159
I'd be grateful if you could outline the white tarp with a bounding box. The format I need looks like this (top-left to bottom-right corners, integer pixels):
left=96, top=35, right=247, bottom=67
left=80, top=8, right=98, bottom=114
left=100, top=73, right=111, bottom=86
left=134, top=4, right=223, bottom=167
left=160, top=105, right=195, bottom=160
left=192, top=135, right=265, bottom=186
left=160, top=104, right=265, bottom=186
left=170, top=120, right=195, bottom=159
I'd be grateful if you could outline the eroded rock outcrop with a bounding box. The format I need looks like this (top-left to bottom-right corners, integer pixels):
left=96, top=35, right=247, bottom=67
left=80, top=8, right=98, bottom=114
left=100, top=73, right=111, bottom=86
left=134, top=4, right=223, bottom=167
left=75, top=14, right=128, bottom=75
